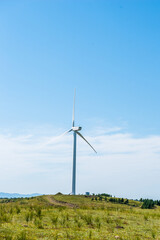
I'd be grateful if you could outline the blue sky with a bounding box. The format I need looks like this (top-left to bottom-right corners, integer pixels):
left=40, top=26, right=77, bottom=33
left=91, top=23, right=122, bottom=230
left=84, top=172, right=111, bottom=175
left=0, top=0, right=160, bottom=198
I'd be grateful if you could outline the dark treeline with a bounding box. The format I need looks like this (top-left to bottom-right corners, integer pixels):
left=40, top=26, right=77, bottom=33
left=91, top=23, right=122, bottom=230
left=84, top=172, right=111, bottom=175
left=140, top=198, right=160, bottom=209
left=0, top=197, right=33, bottom=203
left=92, top=193, right=112, bottom=197
left=91, top=194, right=160, bottom=209
left=109, top=197, right=129, bottom=204
left=91, top=195, right=129, bottom=205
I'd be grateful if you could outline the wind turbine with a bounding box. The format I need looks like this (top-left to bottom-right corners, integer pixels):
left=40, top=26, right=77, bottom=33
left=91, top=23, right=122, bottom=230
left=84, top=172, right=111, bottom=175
left=63, top=90, right=97, bottom=195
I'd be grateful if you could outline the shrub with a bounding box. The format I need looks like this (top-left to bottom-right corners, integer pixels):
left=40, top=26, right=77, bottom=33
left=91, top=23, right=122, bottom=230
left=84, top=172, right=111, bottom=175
left=34, top=218, right=43, bottom=229
left=16, top=231, right=27, bottom=240
left=16, top=207, right=21, bottom=214
left=36, top=207, right=42, bottom=218
left=141, top=199, right=155, bottom=209
left=83, top=215, right=93, bottom=226
left=51, top=215, right=58, bottom=226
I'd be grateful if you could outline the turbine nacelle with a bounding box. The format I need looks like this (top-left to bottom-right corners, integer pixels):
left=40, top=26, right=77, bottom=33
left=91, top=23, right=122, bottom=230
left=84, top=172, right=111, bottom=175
left=72, top=126, right=82, bottom=132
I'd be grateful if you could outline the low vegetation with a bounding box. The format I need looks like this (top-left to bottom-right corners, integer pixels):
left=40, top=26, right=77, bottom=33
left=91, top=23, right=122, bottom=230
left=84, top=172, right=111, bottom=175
left=0, top=194, right=159, bottom=239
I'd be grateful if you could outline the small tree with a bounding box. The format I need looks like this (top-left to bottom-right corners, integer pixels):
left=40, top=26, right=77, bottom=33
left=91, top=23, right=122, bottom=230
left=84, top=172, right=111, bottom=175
left=141, top=199, right=155, bottom=209
left=124, top=199, right=129, bottom=204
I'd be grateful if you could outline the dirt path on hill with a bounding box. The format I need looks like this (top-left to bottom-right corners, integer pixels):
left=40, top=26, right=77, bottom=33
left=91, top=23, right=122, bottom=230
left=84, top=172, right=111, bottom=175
left=45, top=195, right=78, bottom=208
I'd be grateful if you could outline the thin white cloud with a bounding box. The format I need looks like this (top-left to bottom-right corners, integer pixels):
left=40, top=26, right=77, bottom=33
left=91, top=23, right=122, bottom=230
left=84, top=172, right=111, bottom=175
left=0, top=127, right=160, bottom=199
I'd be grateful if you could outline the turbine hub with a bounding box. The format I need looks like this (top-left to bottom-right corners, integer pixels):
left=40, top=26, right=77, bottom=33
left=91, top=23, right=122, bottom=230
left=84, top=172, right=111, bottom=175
left=72, top=126, right=82, bottom=132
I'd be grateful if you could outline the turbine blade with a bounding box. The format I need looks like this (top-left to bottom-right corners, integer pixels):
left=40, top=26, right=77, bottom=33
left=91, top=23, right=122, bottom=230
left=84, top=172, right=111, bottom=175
left=72, top=89, right=76, bottom=127
left=61, top=129, right=73, bottom=137
left=76, top=132, right=97, bottom=153
left=44, top=129, right=72, bottom=146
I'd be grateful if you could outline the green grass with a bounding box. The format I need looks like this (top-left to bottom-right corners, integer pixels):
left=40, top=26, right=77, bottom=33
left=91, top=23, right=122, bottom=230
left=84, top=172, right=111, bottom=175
left=0, top=195, right=159, bottom=239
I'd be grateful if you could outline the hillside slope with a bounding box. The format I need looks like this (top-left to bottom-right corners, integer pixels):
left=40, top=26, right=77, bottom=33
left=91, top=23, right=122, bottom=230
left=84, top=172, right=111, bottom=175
left=0, top=194, right=159, bottom=239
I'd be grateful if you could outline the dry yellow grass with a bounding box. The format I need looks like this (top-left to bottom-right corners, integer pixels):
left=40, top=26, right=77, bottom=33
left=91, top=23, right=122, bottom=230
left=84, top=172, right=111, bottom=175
left=0, top=194, right=159, bottom=239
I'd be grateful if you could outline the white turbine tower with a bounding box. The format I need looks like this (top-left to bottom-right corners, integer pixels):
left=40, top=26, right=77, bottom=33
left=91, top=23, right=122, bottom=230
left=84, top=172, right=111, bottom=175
left=63, top=90, right=97, bottom=195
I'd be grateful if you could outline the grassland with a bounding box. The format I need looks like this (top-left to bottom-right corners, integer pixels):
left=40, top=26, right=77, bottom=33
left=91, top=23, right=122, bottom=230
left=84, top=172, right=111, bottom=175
left=0, top=194, right=159, bottom=239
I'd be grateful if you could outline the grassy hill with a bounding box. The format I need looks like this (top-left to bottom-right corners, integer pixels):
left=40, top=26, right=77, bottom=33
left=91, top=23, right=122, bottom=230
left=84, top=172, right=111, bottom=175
left=0, top=194, right=159, bottom=239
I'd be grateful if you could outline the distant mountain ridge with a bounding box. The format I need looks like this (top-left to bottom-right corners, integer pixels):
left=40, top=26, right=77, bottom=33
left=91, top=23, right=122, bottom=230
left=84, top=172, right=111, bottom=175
left=0, top=192, right=41, bottom=198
